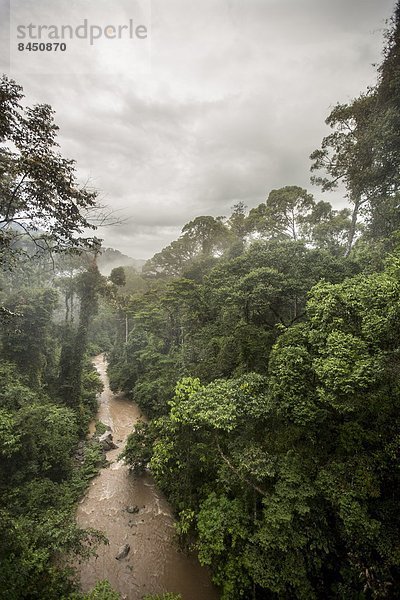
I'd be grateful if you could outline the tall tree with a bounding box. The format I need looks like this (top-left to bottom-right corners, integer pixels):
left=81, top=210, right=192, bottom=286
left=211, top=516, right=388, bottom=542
left=181, top=215, right=231, bottom=256
left=227, top=202, right=248, bottom=242
left=143, top=216, right=231, bottom=278
left=247, top=186, right=315, bottom=241
left=0, top=76, right=98, bottom=268
left=59, top=260, right=105, bottom=409
left=365, top=2, right=400, bottom=242
left=372, top=1, right=400, bottom=197
left=310, top=95, right=375, bottom=255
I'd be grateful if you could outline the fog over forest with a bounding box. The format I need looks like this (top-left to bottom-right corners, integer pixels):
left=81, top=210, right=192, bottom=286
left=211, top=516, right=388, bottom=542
left=1, top=1, right=400, bottom=599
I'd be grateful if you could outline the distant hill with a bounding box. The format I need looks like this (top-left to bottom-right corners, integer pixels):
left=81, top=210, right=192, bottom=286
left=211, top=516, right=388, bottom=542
left=97, top=247, right=146, bottom=276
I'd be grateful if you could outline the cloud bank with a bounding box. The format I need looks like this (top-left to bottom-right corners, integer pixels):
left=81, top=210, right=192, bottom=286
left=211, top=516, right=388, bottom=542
left=1, top=0, right=395, bottom=258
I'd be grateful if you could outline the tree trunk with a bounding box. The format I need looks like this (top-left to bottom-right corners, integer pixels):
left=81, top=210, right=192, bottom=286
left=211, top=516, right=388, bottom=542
left=345, top=195, right=361, bottom=257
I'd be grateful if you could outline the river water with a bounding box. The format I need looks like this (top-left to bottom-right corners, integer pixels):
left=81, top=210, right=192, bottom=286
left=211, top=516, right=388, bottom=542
left=76, top=354, right=219, bottom=600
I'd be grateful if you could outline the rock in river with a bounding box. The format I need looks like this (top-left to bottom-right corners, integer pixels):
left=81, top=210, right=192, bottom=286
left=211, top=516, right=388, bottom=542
left=98, top=431, right=118, bottom=451
left=115, top=543, right=130, bottom=560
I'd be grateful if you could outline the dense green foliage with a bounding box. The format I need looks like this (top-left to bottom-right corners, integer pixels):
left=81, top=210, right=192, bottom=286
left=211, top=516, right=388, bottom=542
left=0, top=362, right=107, bottom=599
left=81, top=580, right=122, bottom=600
left=0, top=77, right=114, bottom=598
left=143, top=595, right=182, bottom=600
left=124, top=261, right=400, bottom=598
left=109, top=240, right=358, bottom=417
left=115, top=6, right=400, bottom=599
left=0, top=283, right=109, bottom=599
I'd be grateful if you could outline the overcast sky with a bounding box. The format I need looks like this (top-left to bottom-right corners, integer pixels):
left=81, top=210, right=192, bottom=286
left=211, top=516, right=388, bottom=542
left=0, top=0, right=396, bottom=258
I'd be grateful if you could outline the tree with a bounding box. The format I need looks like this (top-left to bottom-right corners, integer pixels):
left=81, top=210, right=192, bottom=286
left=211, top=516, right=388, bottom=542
left=310, top=4, right=400, bottom=253
left=83, top=580, right=121, bottom=599
left=303, top=201, right=352, bottom=254
left=227, top=202, right=248, bottom=242
left=247, top=186, right=315, bottom=241
left=310, top=95, right=375, bottom=256
left=0, top=76, right=98, bottom=268
left=1, top=288, right=59, bottom=387
left=143, top=237, right=197, bottom=278
left=181, top=215, right=231, bottom=255
left=143, top=216, right=231, bottom=278
left=58, top=261, right=105, bottom=411
left=365, top=3, right=400, bottom=242
left=371, top=1, right=400, bottom=198
left=109, top=266, right=126, bottom=287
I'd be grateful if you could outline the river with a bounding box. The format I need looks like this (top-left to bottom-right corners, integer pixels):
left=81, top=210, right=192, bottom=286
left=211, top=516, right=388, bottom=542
left=75, top=354, right=219, bottom=600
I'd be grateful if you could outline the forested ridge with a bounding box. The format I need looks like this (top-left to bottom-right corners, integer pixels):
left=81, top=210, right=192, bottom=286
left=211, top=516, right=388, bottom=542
left=1, top=3, right=400, bottom=600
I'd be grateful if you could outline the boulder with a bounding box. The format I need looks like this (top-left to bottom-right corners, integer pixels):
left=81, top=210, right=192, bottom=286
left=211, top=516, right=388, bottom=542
left=115, top=543, right=130, bottom=560
left=98, top=431, right=118, bottom=451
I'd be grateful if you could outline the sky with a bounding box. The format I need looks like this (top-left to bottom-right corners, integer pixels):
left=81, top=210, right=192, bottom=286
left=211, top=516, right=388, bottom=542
left=0, top=0, right=397, bottom=259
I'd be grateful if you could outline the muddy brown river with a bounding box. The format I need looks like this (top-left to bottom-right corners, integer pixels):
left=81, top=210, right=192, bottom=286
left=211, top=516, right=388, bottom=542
left=76, top=354, right=218, bottom=600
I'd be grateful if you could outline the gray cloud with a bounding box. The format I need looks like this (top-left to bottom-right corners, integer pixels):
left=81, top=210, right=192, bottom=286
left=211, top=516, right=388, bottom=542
left=1, top=0, right=396, bottom=258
